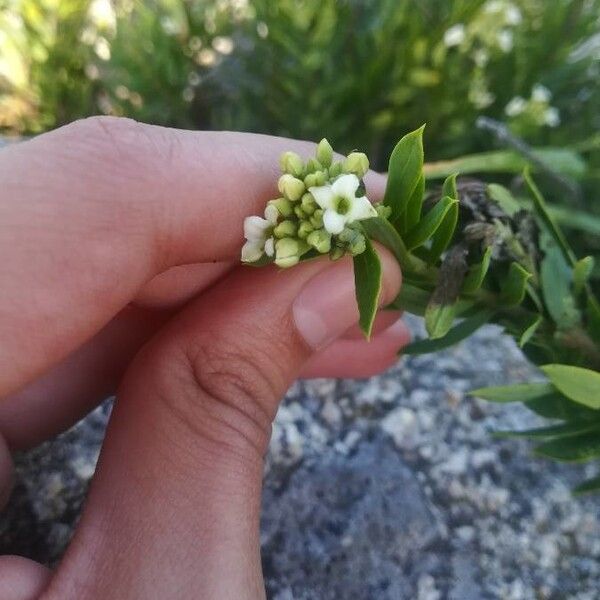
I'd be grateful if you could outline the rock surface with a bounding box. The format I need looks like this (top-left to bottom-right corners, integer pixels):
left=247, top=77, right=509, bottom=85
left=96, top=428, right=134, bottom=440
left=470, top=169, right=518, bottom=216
left=2, top=324, right=600, bottom=599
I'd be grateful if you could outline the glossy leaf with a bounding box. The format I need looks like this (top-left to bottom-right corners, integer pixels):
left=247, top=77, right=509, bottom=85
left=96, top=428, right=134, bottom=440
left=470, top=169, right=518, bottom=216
left=361, top=216, right=413, bottom=270
left=441, top=173, right=458, bottom=199
left=471, top=382, right=555, bottom=403
left=541, top=364, right=600, bottom=409
left=390, top=283, right=430, bottom=316
left=573, top=256, right=594, bottom=295
left=540, top=244, right=578, bottom=326
left=384, top=126, right=425, bottom=226
left=404, top=309, right=493, bottom=354
left=501, top=262, right=532, bottom=306
left=429, top=197, right=459, bottom=263
left=524, top=168, right=576, bottom=267
left=353, top=237, right=382, bottom=339
left=535, top=431, right=600, bottom=463
left=487, top=183, right=521, bottom=216
left=424, top=300, right=457, bottom=339
left=573, top=476, right=600, bottom=495
left=402, top=174, right=425, bottom=232
left=462, top=247, right=493, bottom=294
left=404, top=197, right=457, bottom=250
left=519, top=315, right=542, bottom=348
left=494, top=420, right=600, bottom=440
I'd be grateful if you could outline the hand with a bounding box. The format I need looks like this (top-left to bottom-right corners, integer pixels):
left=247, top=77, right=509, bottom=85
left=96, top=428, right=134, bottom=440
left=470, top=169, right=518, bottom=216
left=0, top=117, right=408, bottom=599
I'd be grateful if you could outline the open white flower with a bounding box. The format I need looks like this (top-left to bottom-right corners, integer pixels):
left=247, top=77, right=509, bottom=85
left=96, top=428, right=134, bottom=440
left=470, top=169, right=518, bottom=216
left=309, top=174, right=377, bottom=235
left=241, top=204, right=278, bottom=262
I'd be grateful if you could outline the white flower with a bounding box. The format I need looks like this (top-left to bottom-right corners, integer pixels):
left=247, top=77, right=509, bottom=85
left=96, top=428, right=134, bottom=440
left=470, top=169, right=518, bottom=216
left=444, top=24, right=466, bottom=48
left=497, top=29, right=513, bottom=53
left=505, top=96, right=526, bottom=116
left=544, top=107, right=560, bottom=127
left=532, top=84, right=551, bottom=103
left=309, top=174, right=377, bottom=235
left=484, top=1, right=504, bottom=14
left=505, top=5, right=522, bottom=25
left=473, top=48, right=489, bottom=67
left=241, top=204, right=278, bottom=262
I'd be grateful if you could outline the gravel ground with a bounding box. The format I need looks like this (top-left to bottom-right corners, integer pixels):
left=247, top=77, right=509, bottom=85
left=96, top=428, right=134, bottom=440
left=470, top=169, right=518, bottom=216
left=2, top=323, right=600, bottom=599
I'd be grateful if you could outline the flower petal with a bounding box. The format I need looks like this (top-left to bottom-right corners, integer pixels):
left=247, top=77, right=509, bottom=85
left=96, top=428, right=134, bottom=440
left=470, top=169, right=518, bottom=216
left=244, top=215, right=270, bottom=241
left=348, top=196, right=377, bottom=222
left=264, top=236, right=275, bottom=257
left=331, top=173, right=359, bottom=199
left=264, top=204, right=279, bottom=225
left=323, top=210, right=346, bottom=235
left=309, top=185, right=335, bottom=210
left=241, top=239, right=264, bottom=262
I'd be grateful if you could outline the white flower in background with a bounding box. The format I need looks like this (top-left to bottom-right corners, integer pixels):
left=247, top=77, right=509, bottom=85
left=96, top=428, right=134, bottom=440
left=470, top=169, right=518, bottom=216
left=532, top=84, right=551, bottom=103
left=505, top=96, right=526, bottom=116
left=241, top=204, right=279, bottom=262
left=443, top=24, right=466, bottom=48
left=544, top=107, right=561, bottom=127
left=473, top=48, right=489, bottom=67
left=497, top=29, right=513, bottom=53
left=309, top=174, right=377, bottom=235
left=505, top=5, right=522, bottom=26
left=484, top=0, right=504, bottom=14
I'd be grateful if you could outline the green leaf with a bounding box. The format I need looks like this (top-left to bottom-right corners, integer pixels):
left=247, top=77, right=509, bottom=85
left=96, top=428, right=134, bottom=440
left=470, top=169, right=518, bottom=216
left=361, top=216, right=413, bottom=270
left=519, top=315, right=542, bottom=348
left=441, top=173, right=458, bottom=199
left=500, top=262, right=532, bottom=306
left=384, top=126, right=425, bottom=225
left=573, top=475, right=600, bottom=495
left=525, top=391, right=599, bottom=421
left=494, top=420, right=600, bottom=440
left=524, top=168, right=576, bottom=267
left=389, top=283, right=430, bottom=316
left=573, top=256, right=594, bottom=295
left=403, top=197, right=457, bottom=250
left=462, top=247, right=493, bottom=294
left=541, top=364, right=600, bottom=409
left=471, top=382, right=555, bottom=403
left=404, top=309, right=493, bottom=354
left=424, top=300, right=457, bottom=339
left=540, top=244, right=578, bottom=326
left=487, top=183, right=521, bottom=216
left=429, top=198, right=458, bottom=263
left=401, top=174, right=425, bottom=233
left=535, top=430, right=600, bottom=463
left=353, top=237, right=382, bottom=339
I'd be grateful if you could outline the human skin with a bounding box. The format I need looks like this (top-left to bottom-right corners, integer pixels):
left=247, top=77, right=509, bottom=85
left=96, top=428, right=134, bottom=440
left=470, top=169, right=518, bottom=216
left=0, top=117, right=409, bottom=599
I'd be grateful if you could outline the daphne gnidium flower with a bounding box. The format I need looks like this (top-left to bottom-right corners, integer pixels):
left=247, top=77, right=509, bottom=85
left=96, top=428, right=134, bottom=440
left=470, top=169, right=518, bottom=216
left=309, top=174, right=377, bottom=235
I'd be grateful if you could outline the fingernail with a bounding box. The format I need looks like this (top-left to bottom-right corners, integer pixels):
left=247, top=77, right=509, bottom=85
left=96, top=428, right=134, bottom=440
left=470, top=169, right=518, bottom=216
left=293, top=256, right=401, bottom=350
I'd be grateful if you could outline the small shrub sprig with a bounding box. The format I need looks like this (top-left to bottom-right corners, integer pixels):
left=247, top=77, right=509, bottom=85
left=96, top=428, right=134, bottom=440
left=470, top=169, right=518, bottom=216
left=242, top=127, right=600, bottom=494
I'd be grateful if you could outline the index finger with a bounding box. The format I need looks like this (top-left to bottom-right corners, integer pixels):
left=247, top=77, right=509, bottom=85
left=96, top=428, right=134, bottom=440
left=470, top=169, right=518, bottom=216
left=0, top=117, right=386, bottom=397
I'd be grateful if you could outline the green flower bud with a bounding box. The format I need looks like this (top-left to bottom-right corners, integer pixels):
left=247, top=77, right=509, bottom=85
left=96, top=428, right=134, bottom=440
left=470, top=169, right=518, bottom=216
left=375, top=203, right=392, bottom=219
left=307, top=229, right=332, bottom=254
left=348, top=233, right=366, bottom=256
left=273, top=219, right=298, bottom=239
left=316, top=138, right=333, bottom=168
left=275, top=238, right=309, bottom=268
left=304, top=173, right=318, bottom=188
left=294, top=205, right=307, bottom=220
left=329, top=161, right=343, bottom=178
left=313, top=170, right=328, bottom=186
left=301, top=192, right=317, bottom=215
left=279, top=151, right=304, bottom=177
left=343, top=152, right=369, bottom=178
left=297, top=221, right=314, bottom=239
left=305, top=157, right=321, bottom=174
left=278, top=174, right=305, bottom=201
left=337, top=227, right=357, bottom=243
left=329, top=245, right=345, bottom=261
left=310, top=208, right=324, bottom=229
left=268, top=197, right=294, bottom=218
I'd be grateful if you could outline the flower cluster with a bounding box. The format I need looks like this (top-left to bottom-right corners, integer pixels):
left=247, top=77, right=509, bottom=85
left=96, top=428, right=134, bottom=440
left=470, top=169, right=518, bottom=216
left=241, top=139, right=380, bottom=268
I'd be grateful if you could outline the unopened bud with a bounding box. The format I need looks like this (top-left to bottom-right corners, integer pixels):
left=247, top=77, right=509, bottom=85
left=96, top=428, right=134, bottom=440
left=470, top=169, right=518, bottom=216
left=313, top=170, right=328, bottom=186
left=343, top=152, right=369, bottom=178
left=329, top=245, right=345, bottom=261
left=279, top=151, right=304, bottom=177
left=268, top=197, right=294, bottom=218
left=278, top=174, right=305, bottom=201
left=376, top=204, right=392, bottom=219
left=305, top=157, right=321, bottom=174
left=297, top=221, right=314, bottom=239
left=316, top=138, right=333, bottom=167
left=301, top=193, right=317, bottom=215
left=310, top=209, right=324, bottom=229
left=307, top=229, right=332, bottom=254
left=294, top=205, right=307, bottom=220
left=329, top=161, right=343, bottom=178
left=304, top=173, right=318, bottom=188
left=273, top=219, right=298, bottom=239
left=349, top=233, right=366, bottom=256
left=275, top=238, right=309, bottom=268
